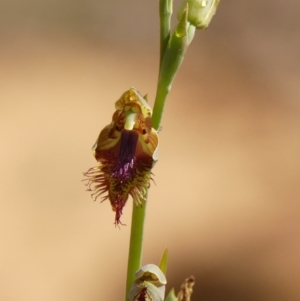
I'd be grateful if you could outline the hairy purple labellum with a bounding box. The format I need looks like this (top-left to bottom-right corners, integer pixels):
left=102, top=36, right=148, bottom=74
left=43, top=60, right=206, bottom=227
left=83, top=88, right=159, bottom=225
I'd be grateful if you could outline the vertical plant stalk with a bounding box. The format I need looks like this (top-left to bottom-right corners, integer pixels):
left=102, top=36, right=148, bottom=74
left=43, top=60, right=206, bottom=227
left=153, top=5, right=190, bottom=130
left=125, top=4, right=190, bottom=301
left=125, top=200, right=147, bottom=301
left=159, top=0, right=173, bottom=70
left=125, top=3, right=174, bottom=300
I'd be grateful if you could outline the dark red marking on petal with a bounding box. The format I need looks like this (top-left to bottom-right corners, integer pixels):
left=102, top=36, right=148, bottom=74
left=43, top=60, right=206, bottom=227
left=137, top=287, right=147, bottom=301
left=112, top=129, right=139, bottom=182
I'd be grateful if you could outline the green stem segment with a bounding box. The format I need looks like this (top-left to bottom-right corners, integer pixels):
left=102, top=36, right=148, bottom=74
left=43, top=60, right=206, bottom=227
left=124, top=0, right=222, bottom=299
left=125, top=4, right=192, bottom=301
left=153, top=6, right=190, bottom=130
left=159, top=0, right=173, bottom=70
left=125, top=201, right=147, bottom=301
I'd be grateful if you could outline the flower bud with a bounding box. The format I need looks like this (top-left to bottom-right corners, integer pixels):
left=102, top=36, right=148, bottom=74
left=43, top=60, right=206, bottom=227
left=177, top=0, right=221, bottom=29
left=129, top=264, right=167, bottom=301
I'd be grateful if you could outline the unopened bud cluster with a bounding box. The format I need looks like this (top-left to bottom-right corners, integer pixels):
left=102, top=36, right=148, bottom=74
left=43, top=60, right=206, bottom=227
left=178, top=0, right=221, bottom=29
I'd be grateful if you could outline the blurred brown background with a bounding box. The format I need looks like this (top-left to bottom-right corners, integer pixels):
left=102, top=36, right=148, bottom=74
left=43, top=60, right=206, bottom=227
left=1, top=1, right=300, bottom=300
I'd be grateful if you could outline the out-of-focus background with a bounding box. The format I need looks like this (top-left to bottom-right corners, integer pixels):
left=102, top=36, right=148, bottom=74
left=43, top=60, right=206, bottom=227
left=1, top=1, right=300, bottom=300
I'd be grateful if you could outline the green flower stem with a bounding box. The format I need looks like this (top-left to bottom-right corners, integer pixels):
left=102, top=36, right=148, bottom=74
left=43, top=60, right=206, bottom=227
left=159, top=0, right=173, bottom=69
left=153, top=6, right=189, bottom=130
left=152, top=85, right=169, bottom=131
left=125, top=5, right=192, bottom=301
left=125, top=199, right=147, bottom=301
left=124, top=0, right=222, bottom=299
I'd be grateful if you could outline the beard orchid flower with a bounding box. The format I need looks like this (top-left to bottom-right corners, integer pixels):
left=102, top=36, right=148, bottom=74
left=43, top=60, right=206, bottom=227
left=83, top=88, right=159, bottom=225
